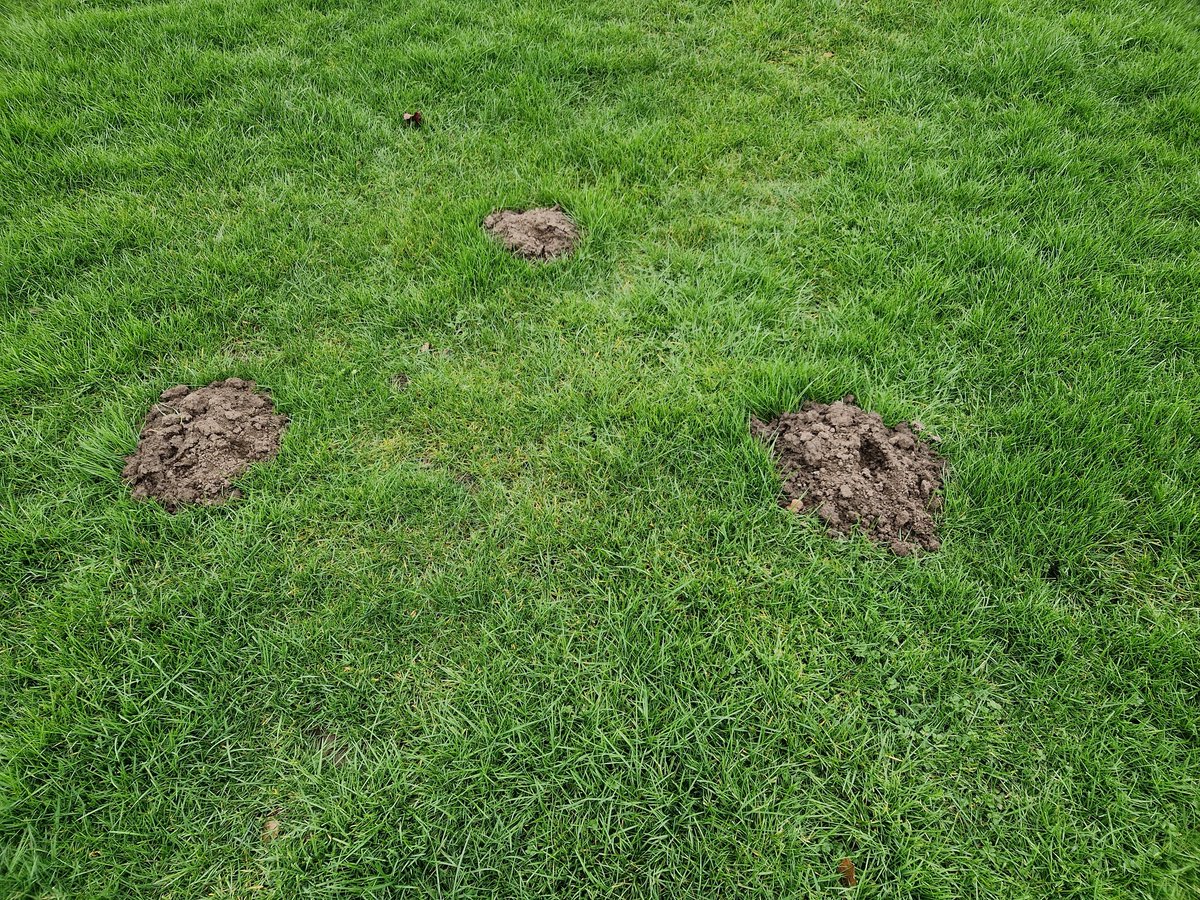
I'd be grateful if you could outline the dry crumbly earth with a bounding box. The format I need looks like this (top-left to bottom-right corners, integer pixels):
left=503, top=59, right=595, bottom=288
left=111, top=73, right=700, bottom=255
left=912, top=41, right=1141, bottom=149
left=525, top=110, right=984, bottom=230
left=752, top=396, right=945, bottom=555
left=122, top=378, right=288, bottom=511
left=483, top=206, right=580, bottom=261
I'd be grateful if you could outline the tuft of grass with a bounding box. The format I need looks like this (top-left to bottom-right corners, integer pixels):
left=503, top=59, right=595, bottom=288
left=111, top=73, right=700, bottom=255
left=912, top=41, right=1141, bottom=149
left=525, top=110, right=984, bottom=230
left=2, top=0, right=1199, bottom=896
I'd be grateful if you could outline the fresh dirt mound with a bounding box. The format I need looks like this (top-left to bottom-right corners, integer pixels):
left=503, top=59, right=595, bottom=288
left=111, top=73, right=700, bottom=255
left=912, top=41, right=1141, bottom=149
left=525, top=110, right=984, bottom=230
left=123, top=378, right=288, bottom=511
left=751, top=395, right=945, bottom=555
left=483, top=206, right=579, bottom=260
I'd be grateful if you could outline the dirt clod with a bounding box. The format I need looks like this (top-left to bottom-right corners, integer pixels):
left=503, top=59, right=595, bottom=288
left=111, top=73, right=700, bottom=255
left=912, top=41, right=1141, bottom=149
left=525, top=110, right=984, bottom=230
left=483, top=206, right=579, bottom=261
left=751, top=395, right=945, bottom=556
left=123, top=379, right=288, bottom=511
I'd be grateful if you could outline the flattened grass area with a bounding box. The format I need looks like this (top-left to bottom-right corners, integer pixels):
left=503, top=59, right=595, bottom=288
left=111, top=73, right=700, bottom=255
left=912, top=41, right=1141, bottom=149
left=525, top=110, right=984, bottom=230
left=2, top=0, right=1199, bottom=895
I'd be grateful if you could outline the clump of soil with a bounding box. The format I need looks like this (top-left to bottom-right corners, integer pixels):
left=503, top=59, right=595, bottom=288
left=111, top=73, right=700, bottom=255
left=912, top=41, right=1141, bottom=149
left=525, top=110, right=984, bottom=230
left=751, top=395, right=945, bottom=556
left=483, top=206, right=579, bottom=261
left=123, top=378, right=288, bottom=511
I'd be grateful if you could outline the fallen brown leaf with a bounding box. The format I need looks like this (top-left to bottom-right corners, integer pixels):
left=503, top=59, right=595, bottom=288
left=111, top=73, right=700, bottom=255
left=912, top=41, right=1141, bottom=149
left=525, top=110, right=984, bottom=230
left=402, top=111, right=423, bottom=128
left=837, top=857, right=857, bottom=887
left=262, top=811, right=282, bottom=844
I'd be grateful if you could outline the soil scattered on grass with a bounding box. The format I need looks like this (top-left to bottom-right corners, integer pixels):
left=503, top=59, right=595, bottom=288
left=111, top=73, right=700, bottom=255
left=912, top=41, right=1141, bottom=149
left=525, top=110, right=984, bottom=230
left=751, top=395, right=945, bottom=556
left=123, top=378, right=288, bottom=511
left=483, top=206, right=579, bottom=261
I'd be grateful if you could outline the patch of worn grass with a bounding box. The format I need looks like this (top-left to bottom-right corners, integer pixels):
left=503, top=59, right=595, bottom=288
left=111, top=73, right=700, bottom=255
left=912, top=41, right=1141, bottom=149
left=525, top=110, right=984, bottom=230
left=2, top=0, right=1198, bottom=896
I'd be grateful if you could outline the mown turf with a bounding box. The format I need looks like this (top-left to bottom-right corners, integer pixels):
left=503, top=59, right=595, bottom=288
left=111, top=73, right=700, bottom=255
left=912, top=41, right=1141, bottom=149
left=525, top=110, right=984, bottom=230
left=2, top=0, right=1199, bottom=896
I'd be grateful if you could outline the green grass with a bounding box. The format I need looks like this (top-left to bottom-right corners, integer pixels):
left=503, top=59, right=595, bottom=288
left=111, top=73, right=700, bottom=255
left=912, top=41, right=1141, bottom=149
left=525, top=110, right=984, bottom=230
left=2, top=0, right=1199, bottom=895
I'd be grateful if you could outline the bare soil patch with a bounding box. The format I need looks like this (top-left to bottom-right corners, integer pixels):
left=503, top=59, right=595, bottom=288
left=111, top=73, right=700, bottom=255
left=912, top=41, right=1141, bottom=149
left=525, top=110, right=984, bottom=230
left=751, top=395, right=945, bottom=555
left=307, top=727, right=350, bottom=766
left=483, top=206, right=579, bottom=260
left=123, top=378, right=288, bottom=511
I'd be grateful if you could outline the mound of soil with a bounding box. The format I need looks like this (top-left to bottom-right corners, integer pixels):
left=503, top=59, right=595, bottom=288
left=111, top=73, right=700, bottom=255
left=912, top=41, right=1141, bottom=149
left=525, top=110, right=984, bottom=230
left=483, top=206, right=579, bottom=260
left=123, top=378, right=288, bottom=511
left=751, top=396, right=945, bottom=555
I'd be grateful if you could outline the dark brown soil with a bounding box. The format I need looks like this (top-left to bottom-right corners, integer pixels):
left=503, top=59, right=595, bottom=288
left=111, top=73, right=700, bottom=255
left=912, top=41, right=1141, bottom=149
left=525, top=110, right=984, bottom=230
left=307, top=728, right=349, bottom=766
left=751, top=395, right=945, bottom=556
left=123, top=378, right=288, bottom=511
left=483, top=206, right=579, bottom=261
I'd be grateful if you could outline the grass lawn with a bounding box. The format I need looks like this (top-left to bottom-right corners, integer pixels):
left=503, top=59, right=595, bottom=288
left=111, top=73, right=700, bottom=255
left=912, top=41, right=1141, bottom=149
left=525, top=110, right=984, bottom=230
left=2, top=0, right=1199, bottom=895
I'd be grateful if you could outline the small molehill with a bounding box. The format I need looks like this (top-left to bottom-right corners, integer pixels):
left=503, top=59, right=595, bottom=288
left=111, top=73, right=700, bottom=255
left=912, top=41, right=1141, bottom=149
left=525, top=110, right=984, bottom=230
left=751, top=395, right=945, bottom=556
left=123, top=378, right=288, bottom=511
left=483, top=206, right=579, bottom=261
